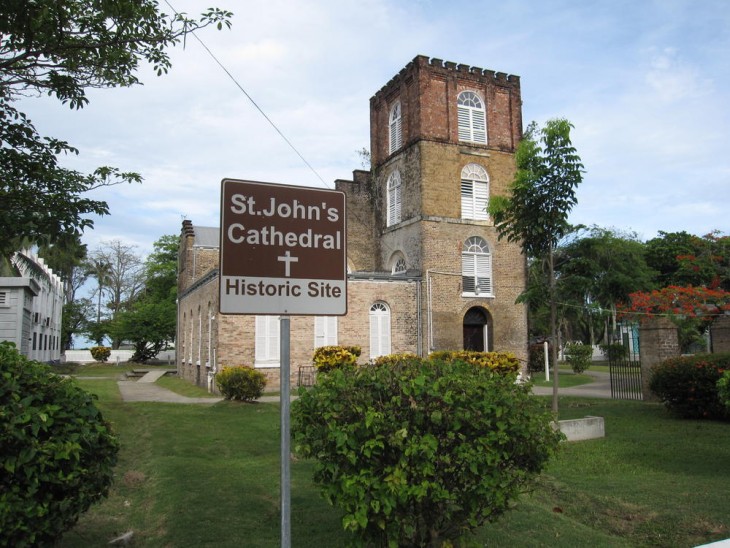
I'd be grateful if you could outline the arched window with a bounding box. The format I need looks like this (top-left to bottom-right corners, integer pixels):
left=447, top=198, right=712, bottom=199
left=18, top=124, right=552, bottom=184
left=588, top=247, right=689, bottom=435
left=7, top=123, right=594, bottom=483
left=461, top=236, right=493, bottom=296
left=390, top=251, right=407, bottom=275
left=387, top=170, right=402, bottom=226
left=369, top=302, right=391, bottom=359
left=457, top=91, right=487, bottom=144
left=461, top=164, right=489, bottom=220
left=389, top=101, right=402, bottom=154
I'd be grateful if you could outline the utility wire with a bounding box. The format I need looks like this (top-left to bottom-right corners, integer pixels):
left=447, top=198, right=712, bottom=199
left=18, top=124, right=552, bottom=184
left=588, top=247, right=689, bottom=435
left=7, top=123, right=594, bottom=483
left=164, top=1, right=331, bottom=189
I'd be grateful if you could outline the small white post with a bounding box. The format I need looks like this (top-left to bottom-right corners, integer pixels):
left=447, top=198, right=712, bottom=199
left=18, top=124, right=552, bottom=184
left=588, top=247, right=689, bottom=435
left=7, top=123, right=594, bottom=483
left=544, top=341, right=550, bottom=382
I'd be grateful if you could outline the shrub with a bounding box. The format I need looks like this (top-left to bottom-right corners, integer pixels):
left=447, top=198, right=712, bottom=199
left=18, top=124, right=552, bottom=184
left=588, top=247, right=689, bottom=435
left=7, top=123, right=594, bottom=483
left=371, top=352, right=420, bottom=367
left=599, top=343, right=628, bottom=361
left=649, top=353, right=730, bottom=420
left=564, top=342, right=593, bottom=373
left=528, top=342, right=553, bottom=374
left=312, top=345, right=361, bottom=372
left=0, top=341, right=119, bottom=547
left=90, top=346, right=111, bottom=362
left=428, top=350, right=521, bottom=375
left=292, top=357, right=562, bottom=547
left=215, top=366, right=267, bottom=401
left=718, top=371, right=730, bottom=411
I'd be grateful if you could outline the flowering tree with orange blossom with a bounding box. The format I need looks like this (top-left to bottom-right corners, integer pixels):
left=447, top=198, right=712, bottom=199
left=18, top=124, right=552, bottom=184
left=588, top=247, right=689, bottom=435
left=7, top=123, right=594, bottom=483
left=618, top=286, right=730, bottom=351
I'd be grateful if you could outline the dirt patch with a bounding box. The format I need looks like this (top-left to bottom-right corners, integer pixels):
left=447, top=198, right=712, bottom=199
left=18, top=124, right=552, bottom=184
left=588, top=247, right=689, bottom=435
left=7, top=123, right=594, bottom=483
left=121, top=470, right=147, bottom=488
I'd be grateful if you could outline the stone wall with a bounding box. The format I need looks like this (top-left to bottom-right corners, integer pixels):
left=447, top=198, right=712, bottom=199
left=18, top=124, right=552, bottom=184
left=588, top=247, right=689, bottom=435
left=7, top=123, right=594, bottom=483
left=639, top=316, right=680, bottom=401
left=710, top=315, right=730, bottom=353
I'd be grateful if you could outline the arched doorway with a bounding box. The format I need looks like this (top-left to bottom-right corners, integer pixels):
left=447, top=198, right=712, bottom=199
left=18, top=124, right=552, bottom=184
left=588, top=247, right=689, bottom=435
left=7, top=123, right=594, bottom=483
left=463, top=307, right=493, bottom=352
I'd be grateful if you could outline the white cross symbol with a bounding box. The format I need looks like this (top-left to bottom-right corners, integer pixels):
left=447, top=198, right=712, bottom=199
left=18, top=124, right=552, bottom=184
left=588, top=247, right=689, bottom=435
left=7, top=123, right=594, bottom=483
left=277, top=251, right=299, bottom=277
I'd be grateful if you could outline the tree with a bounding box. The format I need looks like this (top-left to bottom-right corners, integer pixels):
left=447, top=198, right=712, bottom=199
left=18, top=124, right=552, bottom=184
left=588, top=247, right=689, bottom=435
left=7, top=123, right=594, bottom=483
left=110, top=235, right=178, bottom=362
left=489, top=118, right=584, bottom=415
left=86, top=240, right=145, bottom=348
left=557, top=227, right=655, bottom=343
left=619, top=285, right=730, bottom=352
left=646, top=231, right=730, bottom=290
left=0, top=1, right=232, bottom=261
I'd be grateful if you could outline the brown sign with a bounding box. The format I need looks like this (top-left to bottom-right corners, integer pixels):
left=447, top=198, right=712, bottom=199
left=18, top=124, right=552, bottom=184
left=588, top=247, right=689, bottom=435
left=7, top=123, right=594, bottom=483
left=219, top=179, right=347, bottom=315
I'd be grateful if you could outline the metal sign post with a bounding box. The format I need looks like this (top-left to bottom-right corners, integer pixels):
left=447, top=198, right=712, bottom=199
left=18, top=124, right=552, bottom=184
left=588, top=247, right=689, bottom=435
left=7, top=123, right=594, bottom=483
left=280, top=316, right=291, bottom=548
left=218, top=179, right=347, bottom=548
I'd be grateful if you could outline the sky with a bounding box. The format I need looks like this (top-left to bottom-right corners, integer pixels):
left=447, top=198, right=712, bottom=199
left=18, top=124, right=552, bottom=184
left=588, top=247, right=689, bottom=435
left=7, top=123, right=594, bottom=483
left=19, top=0, right=730, bottom=260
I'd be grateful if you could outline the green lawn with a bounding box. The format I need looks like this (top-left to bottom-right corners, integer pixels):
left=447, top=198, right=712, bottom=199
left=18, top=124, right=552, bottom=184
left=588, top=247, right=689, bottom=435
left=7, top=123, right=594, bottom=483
left=60, top=374, right=730, bottom=547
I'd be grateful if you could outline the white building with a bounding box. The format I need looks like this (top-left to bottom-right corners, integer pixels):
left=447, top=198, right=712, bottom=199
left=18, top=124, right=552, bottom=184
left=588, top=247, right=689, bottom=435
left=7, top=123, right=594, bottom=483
left=0, top=251, right=64, bottom=362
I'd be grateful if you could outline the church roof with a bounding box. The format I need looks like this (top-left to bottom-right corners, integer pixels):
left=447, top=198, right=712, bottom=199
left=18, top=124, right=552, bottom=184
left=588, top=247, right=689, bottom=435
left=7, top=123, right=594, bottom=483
left=193, top=226, right=220, bottom=248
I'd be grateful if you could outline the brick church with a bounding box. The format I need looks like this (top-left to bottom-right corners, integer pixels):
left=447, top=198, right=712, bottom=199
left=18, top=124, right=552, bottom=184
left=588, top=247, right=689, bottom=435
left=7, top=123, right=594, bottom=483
left=177, top=55, right=527, bottom=390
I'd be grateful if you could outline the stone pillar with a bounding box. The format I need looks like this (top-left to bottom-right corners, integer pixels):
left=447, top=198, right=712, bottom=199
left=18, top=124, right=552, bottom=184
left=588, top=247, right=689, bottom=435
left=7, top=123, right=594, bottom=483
left=639, top=317, right=680, bottom=401
left=710, top=315, right=730, bottom=353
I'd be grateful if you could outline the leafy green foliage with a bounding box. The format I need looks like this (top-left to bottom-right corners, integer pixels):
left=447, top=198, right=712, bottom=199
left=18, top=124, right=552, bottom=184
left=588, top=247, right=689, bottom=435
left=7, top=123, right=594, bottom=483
left=292, top=358, right=562, bottom=547
left=649, top=353, right=730, bottom=420
left=599, top=343, right=628, bottom=361
left=564, top=343, right=593, bottom=374
left=110, top=235, right=178, bottom=361
left=0, top=342, right=119, bottom=546
left=717, top=371, right=730, bottom=411
left=215, top=366, right=267, bottom=402
left=89, top=346, right=110, bottom=362
left=645, top=231, right=730, bottom=291
left=0, top=1, right=232, bottom=260
left=489, top=119, right=584, bottom=259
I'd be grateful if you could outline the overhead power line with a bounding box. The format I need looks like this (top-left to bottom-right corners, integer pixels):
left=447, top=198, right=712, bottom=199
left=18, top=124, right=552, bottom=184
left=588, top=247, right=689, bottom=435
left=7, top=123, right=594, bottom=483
left=164, top=1, right=331, bottom=189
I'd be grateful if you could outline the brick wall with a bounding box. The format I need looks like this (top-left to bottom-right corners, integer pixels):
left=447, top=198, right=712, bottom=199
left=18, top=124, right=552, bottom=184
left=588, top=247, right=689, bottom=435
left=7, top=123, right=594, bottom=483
left=370, top=55, right=522, bottom=168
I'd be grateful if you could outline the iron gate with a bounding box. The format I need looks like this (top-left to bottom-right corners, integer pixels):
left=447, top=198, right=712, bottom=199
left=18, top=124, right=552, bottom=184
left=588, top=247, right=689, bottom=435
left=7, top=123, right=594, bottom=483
left=609, top=327, right=643, bottom=400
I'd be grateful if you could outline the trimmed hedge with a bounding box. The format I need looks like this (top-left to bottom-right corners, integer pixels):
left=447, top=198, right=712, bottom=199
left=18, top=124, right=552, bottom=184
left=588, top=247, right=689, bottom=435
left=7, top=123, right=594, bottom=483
left=0, top=342, right=119, bottom=547
left=215, top=366, right=267, bottom=402
left=649, top=353, right=730, bottom=420
left=428, top=350, right=521, bottom=375
left=292, top=357, right=562, bottom=546
left=90, top=346, right=111, bottom=362
left=564, top=342, right=592, bottom=374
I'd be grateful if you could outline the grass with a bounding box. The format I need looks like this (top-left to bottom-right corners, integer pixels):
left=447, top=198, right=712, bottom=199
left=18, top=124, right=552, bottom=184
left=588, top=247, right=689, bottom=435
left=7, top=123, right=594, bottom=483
left=530, top=371, right=594, bottom=388
left=59, top=371, right=730, bottom=547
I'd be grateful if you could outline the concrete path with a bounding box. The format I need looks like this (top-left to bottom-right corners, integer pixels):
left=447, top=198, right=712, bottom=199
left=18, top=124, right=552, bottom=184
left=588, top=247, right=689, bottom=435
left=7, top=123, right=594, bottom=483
left=531, top=370, right=612, bottom=399
left=117, top=379, right=223, bottom=404
left=116, top=369, right=612, bottom=404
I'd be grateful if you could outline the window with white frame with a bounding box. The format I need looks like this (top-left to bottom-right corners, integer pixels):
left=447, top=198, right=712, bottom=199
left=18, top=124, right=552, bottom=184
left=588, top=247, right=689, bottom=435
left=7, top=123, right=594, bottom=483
left=457, top=91, right=487, bottom=144
left=314, top=316, right=338, bottom=348
left=461, top=236, right=493, bottom=296
left=369, top=302, right=391, bottom=359
left=461, top=163, right=489, bottom=220
left=0, top=291, right=6, bottom=306
left=387, top=169, right=402, bottom=226
left=255, top=315, right=280, bottom=367
left=390, top=252, right=407, bottom=275
left=389, top=101, right=402, bottom=154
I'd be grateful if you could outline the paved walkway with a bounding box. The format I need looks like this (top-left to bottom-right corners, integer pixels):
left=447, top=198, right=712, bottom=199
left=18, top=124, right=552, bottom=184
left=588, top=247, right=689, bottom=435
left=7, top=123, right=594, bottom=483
left=116, top=369, right=612, bottom=404
left=531, top=370, right=612, bottom=399
left=117, top=371, right=223, bottom=403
